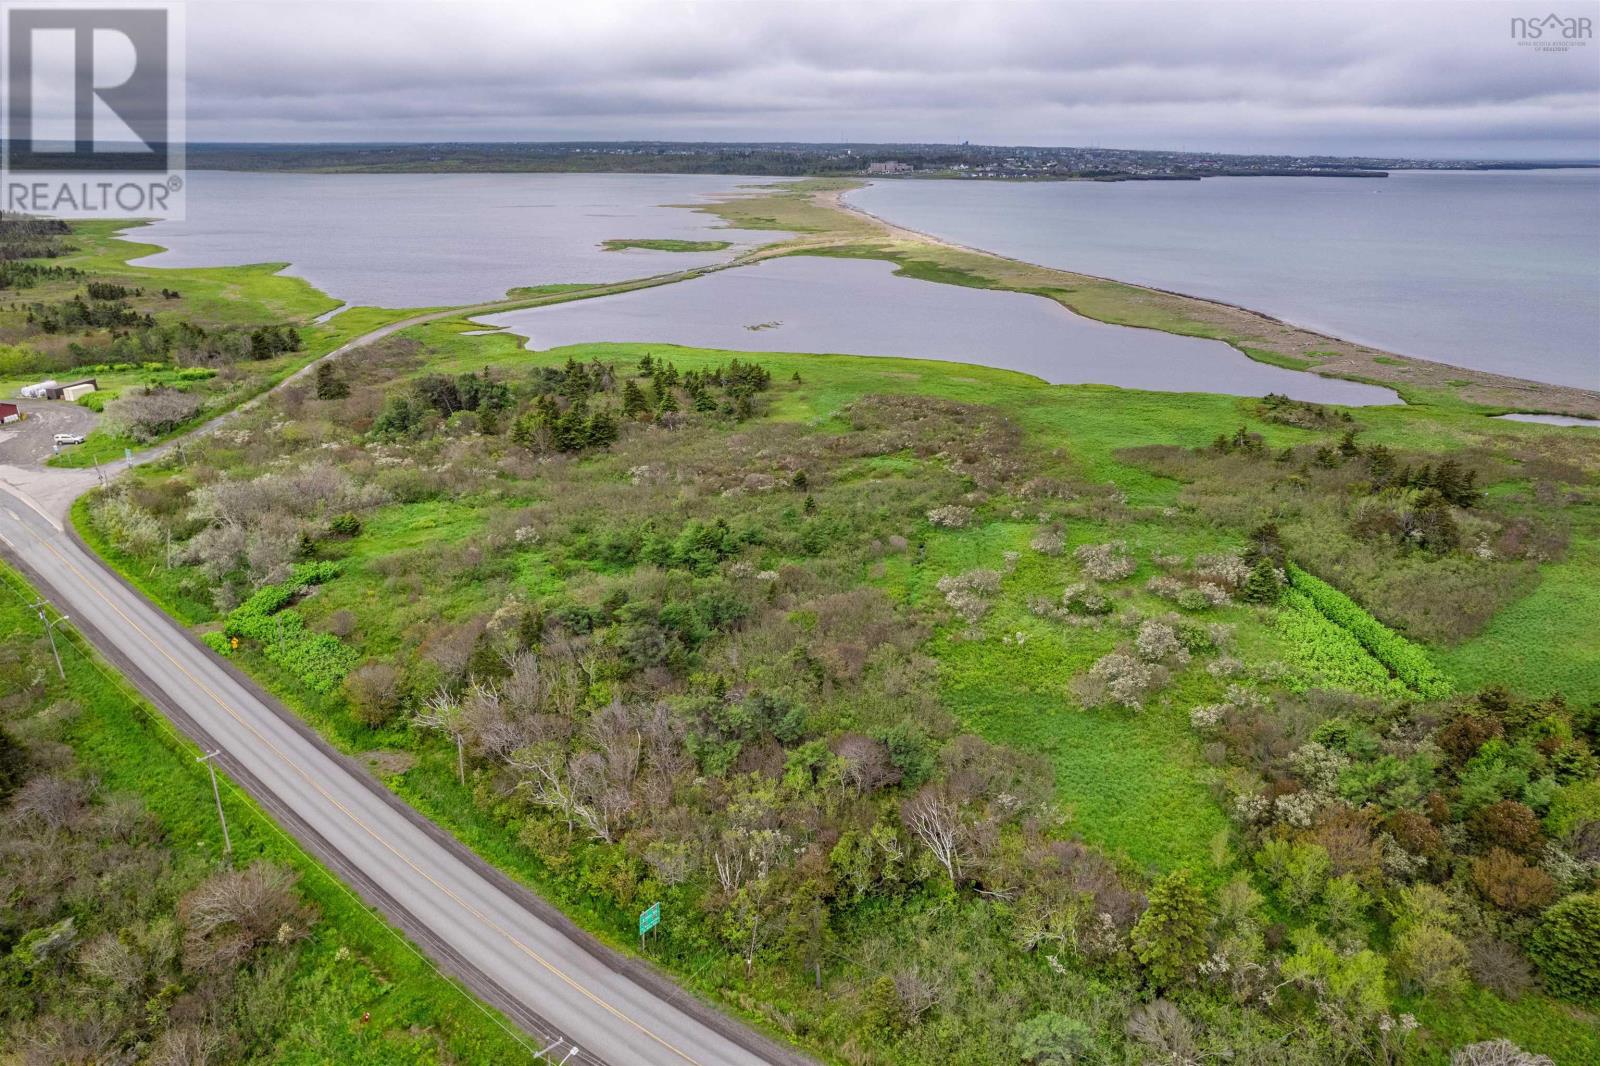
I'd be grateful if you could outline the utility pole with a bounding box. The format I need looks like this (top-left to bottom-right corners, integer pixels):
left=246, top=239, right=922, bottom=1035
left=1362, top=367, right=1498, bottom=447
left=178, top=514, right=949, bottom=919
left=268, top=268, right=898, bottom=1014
left=30, top=600, right=66, bottom=680
left=197, top=750, right=232, bottom=854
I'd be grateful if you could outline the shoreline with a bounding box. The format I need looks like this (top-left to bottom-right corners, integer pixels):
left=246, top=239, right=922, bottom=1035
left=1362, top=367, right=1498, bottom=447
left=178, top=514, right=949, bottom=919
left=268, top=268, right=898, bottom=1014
left=831, top=184, right=1595, bottom=397
left=787, top=181, right=1600, bottom=418
left=60, top=181, right=1600, bottom=422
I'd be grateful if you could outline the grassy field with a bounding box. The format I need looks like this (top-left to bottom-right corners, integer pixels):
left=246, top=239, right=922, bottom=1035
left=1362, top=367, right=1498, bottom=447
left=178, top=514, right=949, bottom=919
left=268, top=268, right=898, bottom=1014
left=0, top=563, right=543, bottom=1064
left=601, top=238, right=734, bottom=252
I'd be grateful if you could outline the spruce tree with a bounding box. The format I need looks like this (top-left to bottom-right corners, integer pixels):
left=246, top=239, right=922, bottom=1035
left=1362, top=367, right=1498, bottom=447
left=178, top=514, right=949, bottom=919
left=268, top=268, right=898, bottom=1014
left=1131, top=870, right=1211, bottom=989
left=1241, top=557, right=1283, bottom=604
left=622, top=379, right=649, bottom=419
left=314, top=360, right=349, bottom=400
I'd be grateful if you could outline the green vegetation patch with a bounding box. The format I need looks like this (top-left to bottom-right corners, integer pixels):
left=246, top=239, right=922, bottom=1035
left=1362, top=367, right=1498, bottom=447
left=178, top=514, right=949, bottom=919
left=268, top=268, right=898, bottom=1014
left=601, top=238, right=733, bottom=252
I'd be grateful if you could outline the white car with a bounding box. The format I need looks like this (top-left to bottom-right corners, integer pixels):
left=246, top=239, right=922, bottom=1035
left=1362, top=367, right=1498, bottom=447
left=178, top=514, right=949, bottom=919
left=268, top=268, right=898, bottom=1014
left=53, top=432, right=86, bottom=446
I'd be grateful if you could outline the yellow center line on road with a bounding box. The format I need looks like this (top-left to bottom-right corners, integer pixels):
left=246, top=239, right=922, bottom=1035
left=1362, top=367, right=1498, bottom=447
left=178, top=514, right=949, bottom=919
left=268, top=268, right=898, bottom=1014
left=12, top=516, right=706, bottom=1066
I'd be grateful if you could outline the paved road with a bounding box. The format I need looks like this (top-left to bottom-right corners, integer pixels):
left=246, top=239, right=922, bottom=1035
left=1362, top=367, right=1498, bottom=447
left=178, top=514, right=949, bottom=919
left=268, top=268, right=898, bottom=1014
left=0, top=289, right=814, bottom=1066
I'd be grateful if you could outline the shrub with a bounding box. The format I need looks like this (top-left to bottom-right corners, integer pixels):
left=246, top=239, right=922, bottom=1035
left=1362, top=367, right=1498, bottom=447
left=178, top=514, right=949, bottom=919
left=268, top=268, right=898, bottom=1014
left=1279, top=929, right=1390, bottom=1027
left=1393, top=922, right=1468, bottom=997
left=1469, top=800, right=1543, bottom=856
left=1467, top=937, right=1532, bottom=1001
left=1124, top=1000, right=1198, bottom=1063
left=1060, top=583, right=1111, bottom=616
left=103, top=387, right=203, bottom=442
left=936, top=569, right=1003, bottom=625
left=1029, top=526, right=1065, bottom=556
left=1015, top=1012, right=1096, bottom=1065
left=1528, top=892, right=1600, bottom=1002
left=1073, top=651, right=1166, bottom=711
left=1133, top=620, right=1188, bottom=665
left=1074, top=541, right=1135, bottom=582
left=179, top=862, right=311, bottom=974
left=344, top=660, right=401, bottom=727
left=1193, top=551, right=1250, bottom=591
left=1471, top=848, right=1557, bottom=913
left=926, top=505, right=973, bottom=529
left=1450, top=1040, right=1554, bottom=1066
left=1437, top=714, right=1504, bottom=764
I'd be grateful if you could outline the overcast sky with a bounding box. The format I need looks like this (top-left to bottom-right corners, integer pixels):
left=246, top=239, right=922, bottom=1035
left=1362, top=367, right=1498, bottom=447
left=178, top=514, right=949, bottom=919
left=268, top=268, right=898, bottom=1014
left=182, top=0, right=1600, bottom=159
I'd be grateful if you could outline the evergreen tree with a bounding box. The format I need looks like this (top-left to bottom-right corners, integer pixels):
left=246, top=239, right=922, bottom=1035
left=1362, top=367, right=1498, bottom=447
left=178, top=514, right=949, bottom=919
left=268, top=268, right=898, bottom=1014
left=1130, top=870, right=1211, bottom=989
left=510, top=412, right=542, bottom=449
left=1244, top=521, right=1286, bottom=569
left=314, top=360, right=349, bottom=400
left=622, top=379, right=650, bottom=419
left=1365, top=443, right=1396, bottom=483
left=586, top=410, right=619, bottom=448
left=1434, top=459, right=1478, bottom=507
left=0, top=725, right=27, bottom=802
left=1408, top=489, right=1461, bottom=554
left=467, top=630, right=508, bottom=683
left=1241, top=557, right=1283, bottom=604
left=517, top=608, right=544, bottom=651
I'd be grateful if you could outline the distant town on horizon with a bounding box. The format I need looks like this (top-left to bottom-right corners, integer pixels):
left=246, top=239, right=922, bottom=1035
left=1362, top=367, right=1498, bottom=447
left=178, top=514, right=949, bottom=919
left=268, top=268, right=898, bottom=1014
left=177, top=139, right=1600, bottom=179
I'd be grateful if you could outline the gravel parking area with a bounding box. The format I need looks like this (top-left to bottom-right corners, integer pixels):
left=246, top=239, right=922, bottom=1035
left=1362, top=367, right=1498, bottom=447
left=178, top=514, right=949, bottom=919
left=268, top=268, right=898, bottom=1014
left=0, top=400, right=100, bottom=467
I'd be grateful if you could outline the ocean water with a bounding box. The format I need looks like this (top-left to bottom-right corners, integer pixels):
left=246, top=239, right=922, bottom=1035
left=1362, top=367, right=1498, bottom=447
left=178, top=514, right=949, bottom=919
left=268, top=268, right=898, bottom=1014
left=128, top=171, right=787, bottom=307
left=850, top=170, right=1600, bottom=390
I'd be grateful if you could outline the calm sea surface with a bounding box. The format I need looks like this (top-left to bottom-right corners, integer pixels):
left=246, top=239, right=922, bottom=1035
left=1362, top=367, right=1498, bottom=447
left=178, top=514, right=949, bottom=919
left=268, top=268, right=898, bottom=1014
left=850, top=170, right=1600, bottom=390
left=481, top=256, right=1398, bottom=405
left=129, top=172, right=786, bottom=307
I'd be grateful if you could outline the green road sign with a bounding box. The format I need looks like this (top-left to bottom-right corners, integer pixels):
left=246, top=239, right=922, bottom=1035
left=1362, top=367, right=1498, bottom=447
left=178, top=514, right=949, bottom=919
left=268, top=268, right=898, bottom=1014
left=639, top=901, right=661, bottom=936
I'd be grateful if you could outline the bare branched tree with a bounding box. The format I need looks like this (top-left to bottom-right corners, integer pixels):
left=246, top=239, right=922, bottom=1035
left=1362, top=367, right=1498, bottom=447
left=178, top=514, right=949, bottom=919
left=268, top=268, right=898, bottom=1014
left=412, top=688, right=469, bottom=784
left=901, top=786, right=969, bottom=884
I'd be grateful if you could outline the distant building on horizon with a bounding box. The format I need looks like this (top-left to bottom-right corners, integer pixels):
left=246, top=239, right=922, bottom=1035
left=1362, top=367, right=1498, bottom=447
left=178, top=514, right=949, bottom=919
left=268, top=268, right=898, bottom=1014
left=866, top=160, right=912, bottom=174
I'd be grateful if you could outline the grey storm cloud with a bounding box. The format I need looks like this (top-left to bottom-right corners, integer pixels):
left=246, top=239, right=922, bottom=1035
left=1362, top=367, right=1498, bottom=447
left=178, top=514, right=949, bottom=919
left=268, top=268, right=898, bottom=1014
left=181, top=0, right=1600, bottom=158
